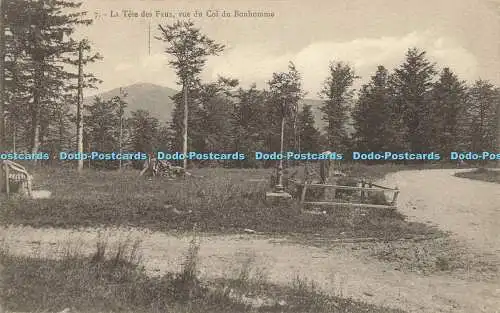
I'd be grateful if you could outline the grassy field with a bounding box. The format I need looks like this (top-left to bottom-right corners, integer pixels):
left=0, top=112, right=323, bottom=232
left=0, top=237, right=405, bottom=313
left=454, top=167, right=500, bottom=184
left=0, top=164, right=441, bottom=241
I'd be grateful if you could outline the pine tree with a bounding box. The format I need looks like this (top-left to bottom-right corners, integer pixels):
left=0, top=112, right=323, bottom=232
left=390, top=48, right=437, bottom=152
left=84, top=96, right=120, bottom=168
left=464, top=80, right=498, bottom=155
left=3, top=0, right=98, bottom=159
left=44, top=94, right=73, bottom=163
left=197, top=76, right=238, bottom=166
left=233, top=84, right=268, bottom=168
left=128, top=109, right=160, bottom=168
left=3, top=0, right=32, bottom=151
left=429, top=67, right=468, bottom=157
left=352, top=66, right=397, bottom=152
left=297, top=104, right=320, bottom=153
left=319, top=61, right=358, bottom=151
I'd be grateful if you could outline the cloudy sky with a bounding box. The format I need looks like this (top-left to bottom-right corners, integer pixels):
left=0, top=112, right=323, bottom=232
left=75, top=0, right=500, bottom=99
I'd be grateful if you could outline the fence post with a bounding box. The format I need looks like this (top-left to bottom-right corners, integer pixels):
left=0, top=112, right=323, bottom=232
left=391, top=187, right=399, bottom=206
left=300, top=181, right=308, bottom=204
left=360, top=180, right=365, bottom=202
left=4, top=162, right=9, bottom=198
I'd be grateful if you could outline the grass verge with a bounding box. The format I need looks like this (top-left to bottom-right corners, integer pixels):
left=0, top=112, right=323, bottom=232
left=365, top=236, right=499, bottom=280
left=454, top=168, right=500, bottom=184
left=0, top=237, right=405, bottom=313
left=0, top=166, right=440, bottom=241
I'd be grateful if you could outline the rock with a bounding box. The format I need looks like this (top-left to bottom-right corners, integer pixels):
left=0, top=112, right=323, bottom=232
left=172, top=208, right=183, bottom=215
left=31, top=190, right=52, bottom=199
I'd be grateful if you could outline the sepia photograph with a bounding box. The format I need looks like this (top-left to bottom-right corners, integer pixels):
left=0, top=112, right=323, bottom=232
left=0, top=0, right=499, bottom=312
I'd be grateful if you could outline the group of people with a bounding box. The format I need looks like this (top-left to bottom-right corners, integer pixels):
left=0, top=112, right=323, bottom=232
left=139, top=154, right=186, bottom=178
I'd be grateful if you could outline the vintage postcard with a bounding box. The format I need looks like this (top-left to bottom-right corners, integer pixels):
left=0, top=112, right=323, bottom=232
left=0, top=0, right=499, bottom=312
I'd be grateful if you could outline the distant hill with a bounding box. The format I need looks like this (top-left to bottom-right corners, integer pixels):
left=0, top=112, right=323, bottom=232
left=84, top=83, right=330, bottom=129
left=301, top=98, right=325, bottom=130
left=83, top=83, right=178, bottom=122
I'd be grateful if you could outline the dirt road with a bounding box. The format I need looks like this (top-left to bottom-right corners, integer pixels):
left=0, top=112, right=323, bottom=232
left=382, top=169, right=500, bottom=256
left=1, top=169, right=499, bottom=313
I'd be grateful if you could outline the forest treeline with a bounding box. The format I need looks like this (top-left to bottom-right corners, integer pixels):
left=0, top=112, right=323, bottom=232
left=1, top=0, right=499, bottom=169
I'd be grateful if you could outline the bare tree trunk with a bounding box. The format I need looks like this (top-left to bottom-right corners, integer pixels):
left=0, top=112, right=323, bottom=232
left=182, top=80, right=188, bottom=171
left=292, top=112, right=298, bottom=167
left=31, top=93, right=41, bottom=155
left=0, top=0, right=5, bottom=198
left=76, top=41, right=84, bottom=172
left=31, top=3, right=43, bottom=158
left=0, top=0, right=4, bottom=152
left=118, top=88, right=125, bottom=170
left=275, top=113, right=285, bottom=192
left=497, top=100, right=500, bottom=168
left=58, top=109, right=64, bottom=153
left=119, top=116, right=123, bottom=169
left=12, top=125, right=15, bottom=152
left=0, top=2, right=4, bottom=309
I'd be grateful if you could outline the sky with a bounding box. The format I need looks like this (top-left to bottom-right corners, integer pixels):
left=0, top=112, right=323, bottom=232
left=74, top=0, right=500, bottom=99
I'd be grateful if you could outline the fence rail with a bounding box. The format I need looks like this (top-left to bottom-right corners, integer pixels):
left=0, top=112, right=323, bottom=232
left=288, top=178, right=399, bottom=209
left=304, top=202, right=397, bottom=209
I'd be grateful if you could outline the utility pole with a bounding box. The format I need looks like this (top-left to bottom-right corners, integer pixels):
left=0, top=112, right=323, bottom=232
left=76, top=41, right=84, bottom=173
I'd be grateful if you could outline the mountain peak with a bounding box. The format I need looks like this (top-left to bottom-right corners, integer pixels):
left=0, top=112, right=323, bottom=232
left=84, top=83, right=179, bottom=122
left=124, top=82, right=177, bottom=91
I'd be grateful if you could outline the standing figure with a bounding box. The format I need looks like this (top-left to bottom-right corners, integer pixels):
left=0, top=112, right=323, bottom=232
left=139, top=153, right=156, bottom=176
left=319, top=150, right=333, bottom=184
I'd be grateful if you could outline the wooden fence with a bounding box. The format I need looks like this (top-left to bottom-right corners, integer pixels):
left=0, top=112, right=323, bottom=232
left=289, top=178, right=400, bottom=209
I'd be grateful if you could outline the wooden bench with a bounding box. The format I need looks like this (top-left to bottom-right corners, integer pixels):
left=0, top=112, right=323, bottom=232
left=1, top=160, right=33, bottom=198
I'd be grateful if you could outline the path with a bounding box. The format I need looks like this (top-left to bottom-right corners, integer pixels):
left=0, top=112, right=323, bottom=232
left=1, top=169, right=500, bottom=313
left=381, top=169, right=500, bottom=256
